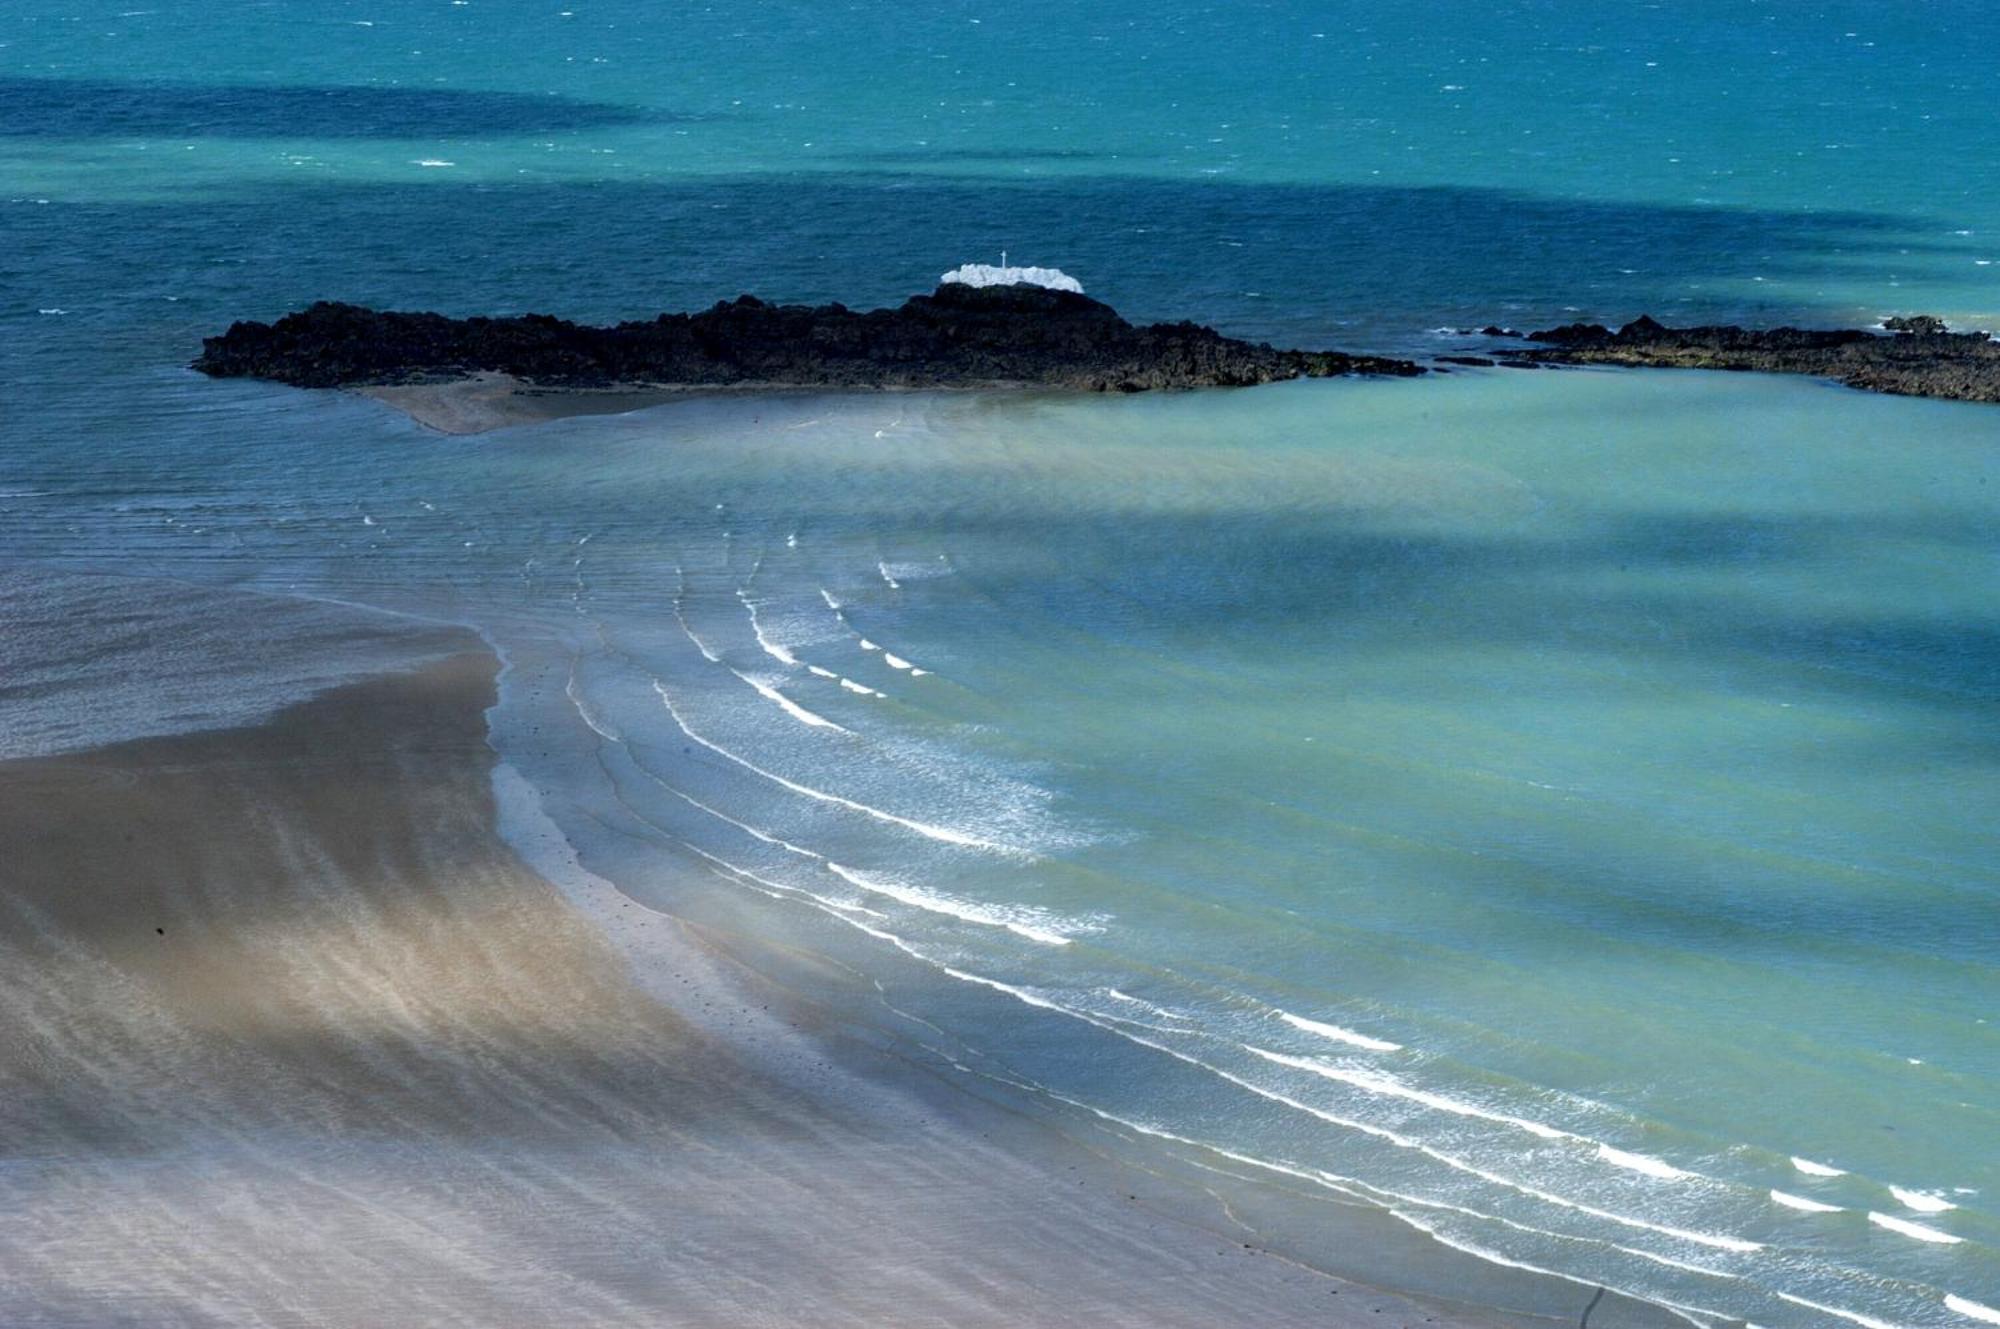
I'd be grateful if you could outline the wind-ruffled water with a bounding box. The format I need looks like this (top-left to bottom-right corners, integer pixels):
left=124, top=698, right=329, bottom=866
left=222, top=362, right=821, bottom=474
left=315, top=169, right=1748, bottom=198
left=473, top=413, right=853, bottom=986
left=8, top=372, right=1996, bottom=1329
left=5, top=2, right=1998, bottom=1326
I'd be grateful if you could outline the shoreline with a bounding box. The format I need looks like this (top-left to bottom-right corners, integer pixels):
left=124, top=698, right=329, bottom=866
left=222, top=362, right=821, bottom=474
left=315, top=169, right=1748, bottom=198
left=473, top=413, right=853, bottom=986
left=0, top=584, right=1672, bottom=1327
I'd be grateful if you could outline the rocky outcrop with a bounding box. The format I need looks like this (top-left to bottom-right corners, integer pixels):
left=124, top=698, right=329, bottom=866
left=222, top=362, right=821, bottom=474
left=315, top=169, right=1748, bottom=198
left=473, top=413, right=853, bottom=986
left=1500, top=314, right=2000, bottom=402
left=194, top=284, right=1425, bottom=394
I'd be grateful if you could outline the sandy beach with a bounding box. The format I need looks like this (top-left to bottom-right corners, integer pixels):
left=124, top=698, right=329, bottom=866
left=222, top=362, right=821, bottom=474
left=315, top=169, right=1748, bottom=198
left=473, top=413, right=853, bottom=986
left=0, top=596, right=1601, bottom=1328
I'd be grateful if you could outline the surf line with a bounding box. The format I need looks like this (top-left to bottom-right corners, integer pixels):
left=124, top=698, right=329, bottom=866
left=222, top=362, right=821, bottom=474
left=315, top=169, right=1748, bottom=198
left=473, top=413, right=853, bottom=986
left=652, top=678, right=1018, bottom=855
left=945, top=969, right=1762, bottom=1253
left=730, top=667, right=850, bottom=732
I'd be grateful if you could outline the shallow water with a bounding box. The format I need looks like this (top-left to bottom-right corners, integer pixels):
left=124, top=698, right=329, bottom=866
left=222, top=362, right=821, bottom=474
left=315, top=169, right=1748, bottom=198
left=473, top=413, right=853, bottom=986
left=5, top=2, right=1999, bottom=1325
left=6, top=367, right=1996, bottom=1327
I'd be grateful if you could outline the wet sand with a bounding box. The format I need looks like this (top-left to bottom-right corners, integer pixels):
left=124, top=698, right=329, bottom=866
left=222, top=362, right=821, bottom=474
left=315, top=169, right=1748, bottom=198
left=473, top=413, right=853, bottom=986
left=0, top=630, right=1567, bottom=1328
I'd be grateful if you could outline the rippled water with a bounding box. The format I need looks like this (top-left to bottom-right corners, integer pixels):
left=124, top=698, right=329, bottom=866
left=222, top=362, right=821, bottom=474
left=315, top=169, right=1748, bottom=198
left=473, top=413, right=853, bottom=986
left=6, top=369, right=1996, bottom=1327
left=6, top=1, right=1999, bottom=1325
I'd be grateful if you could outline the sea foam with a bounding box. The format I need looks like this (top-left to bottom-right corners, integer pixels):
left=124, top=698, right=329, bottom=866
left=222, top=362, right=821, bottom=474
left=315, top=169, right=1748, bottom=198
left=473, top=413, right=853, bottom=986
left=1776, top=1293, right=1902, bottom=1329
left=1275, top=1009, right=1402, bottom=1052
left=1245, top=1047, right=1568, bottom=1140
left=1889, top=1185, right=1956, bottom=1213
left=1595, top=1146, right=1690, bottom=1182
left=652, top=679, right=1015, bottom=853
left=826, top=862, right=1075, bottom=946
left=1867, top=1211, right=1962, bottom=1244
left=737, top=590, right=800, bottom=666
left=1770, top=1190, right=1841, bottom=1214
left=1947, top=1295, right=2000, bottom=1325
left=731, top=668, right=849, bottom=732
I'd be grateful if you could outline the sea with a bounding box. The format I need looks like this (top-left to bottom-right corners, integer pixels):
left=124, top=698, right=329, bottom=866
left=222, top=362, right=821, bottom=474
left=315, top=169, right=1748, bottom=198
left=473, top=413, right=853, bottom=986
left=3, top=3, right=1997, bottom=1326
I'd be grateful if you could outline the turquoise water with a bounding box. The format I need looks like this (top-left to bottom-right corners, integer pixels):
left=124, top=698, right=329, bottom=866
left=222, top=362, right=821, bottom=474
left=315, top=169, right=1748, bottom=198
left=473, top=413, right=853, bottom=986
left=5, top=3, right=1999, bottom=1326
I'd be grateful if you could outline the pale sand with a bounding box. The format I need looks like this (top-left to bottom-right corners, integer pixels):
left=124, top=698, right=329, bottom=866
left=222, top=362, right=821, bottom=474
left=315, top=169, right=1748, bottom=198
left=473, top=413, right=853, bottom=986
left=0, top=638, right=1597, bottom=1328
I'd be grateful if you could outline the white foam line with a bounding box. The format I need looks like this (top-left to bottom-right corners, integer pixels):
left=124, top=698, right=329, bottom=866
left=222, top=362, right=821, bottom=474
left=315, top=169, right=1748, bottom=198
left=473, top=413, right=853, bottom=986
left=1219, top=1075, right=1760, bottom=1251
left=969, top=995, right=1760, bottom=1252
left=1890, top=1186, right=1957, bottom=1214
left=569, top=683, right=835, bottom=873
left=594, top=780, right=890, bottom=932
left=652, top=679, right=1016, bottom=854
left=1394, top=1215, right=1597, bottom=1286
left=1777, top=1293, right=1902, bottom=1329
left=874, top=650, right=933, bottom=677
left=1247, top=1049, right=1695, bottom=1189
left=1868, top=1212, right=1962, bottom=1244
left=826, top=862, right=1071, bottom=947
left=819, top=587, right=841, bottom=610
left=678, top=837, right=812, bottom=902
left=1771, top=1190, right=1842, bottom=1213
left=1277, top=1009, right=1402, bottom=1052
left=879, top=561, right=900, bottom=589
left=690, top=842, right=881, bottom=921
left=871, top=961, right=1738, bottom=1321
left=565, top=664, right=622, bottom=742
left=806, top=661, right=885, bottom=697
left=731, top=668, right=850, bottom=732
left=1947, top=1295, right=2000, bottom=1325
left=1246, top=1047, right=1570, bottom=1141
left=1105, top=989, right=1189, bottom=1022
left=680, top=624, right=722, bottom=663
left=670, top=589, right=723, bottom=663
left=1339, top=1167, right=1740, bottom=1284
left=1793, top=1157, right=1846, bottom=1177
left=1391, top=1216, right=1726, bottom=1329
left=737, top=590, right=799, bottom=666
left=1605, top=1243, right=1729, bottom=1279
left=1064, top=1116, right=1729, bottom=1327
left=1265, top=1053, right=1697, bottom=1186
left=654, top=777, right=826, bottom=864
left=1597, top=1145, right=1691, bottom=1182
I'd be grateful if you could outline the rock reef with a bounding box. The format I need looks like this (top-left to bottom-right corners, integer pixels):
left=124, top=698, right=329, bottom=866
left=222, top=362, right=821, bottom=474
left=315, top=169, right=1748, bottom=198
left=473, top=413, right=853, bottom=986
left=1499, top=314, right=2000, bottom=402
left=194, top=284, right=1425, bottom=396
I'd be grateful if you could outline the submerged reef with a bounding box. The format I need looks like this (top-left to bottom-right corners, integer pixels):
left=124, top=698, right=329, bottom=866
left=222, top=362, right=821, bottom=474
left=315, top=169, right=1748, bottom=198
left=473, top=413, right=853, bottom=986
left=1497, top=314, right=2000, bottom=402
left=194, top=283, right=1426, bottom=394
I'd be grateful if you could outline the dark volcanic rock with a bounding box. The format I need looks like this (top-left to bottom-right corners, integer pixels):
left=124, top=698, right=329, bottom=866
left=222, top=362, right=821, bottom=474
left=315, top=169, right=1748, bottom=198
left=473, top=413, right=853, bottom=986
left=1500, top=313, right=2000, bottom=402
left=1883, top=314, right=1949, bottom=336
left=194, top=284, right=1424, bottom=395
